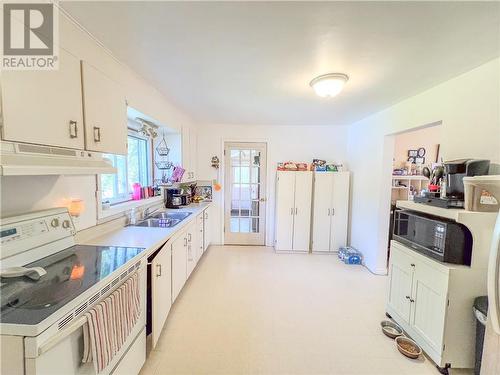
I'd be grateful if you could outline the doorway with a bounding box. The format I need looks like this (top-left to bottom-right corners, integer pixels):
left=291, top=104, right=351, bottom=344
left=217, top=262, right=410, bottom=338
left=224, top=142, right=267, bottom=245
left=386, top=123, right=442, bottom=263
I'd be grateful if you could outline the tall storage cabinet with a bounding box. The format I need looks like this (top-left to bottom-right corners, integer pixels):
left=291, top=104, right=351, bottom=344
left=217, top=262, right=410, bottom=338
left=311, top=172, right=350, bottom=252
left=274, top=171, right=313, bottom=252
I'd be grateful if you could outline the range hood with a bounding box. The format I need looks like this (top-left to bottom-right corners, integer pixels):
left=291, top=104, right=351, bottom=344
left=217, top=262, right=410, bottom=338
left=0, top=141, right=117, bottom=176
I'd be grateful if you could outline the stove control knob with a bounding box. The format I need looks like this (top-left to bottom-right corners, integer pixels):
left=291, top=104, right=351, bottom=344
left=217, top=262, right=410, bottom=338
left=62, top=220, right=71, bottom=229
left=50, top=218, right=60, bottom=228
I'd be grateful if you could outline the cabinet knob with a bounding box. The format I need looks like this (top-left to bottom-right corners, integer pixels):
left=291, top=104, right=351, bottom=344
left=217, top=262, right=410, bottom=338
left=410, top=298, right=415, bottom=303
left=405, top=296, right=410, bottom=300
left=410, top=263, right=415, bottom=267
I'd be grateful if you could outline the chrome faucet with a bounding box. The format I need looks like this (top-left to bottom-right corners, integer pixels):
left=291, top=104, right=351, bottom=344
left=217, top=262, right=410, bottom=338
left=143, top=206, right=160, bottom=219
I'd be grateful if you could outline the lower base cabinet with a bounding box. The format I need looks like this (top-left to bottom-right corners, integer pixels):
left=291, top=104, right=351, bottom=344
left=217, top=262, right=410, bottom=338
left=151, top=243, right=172, bottom=348
left=171, top=232, right=187, bottom=303
left=387, top=240, right=486, bottom=369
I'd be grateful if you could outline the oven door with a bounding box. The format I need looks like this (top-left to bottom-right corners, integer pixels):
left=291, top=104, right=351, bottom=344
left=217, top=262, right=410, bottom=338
left=24, top=266, right=147, bottom=375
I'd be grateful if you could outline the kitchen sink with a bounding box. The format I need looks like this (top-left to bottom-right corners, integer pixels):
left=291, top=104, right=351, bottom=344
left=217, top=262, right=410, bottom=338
left=135, top=218, right=181, bottom=228
left=150, top=211, right=192, bottom=221
left=133, top=211, right=192, bottom=228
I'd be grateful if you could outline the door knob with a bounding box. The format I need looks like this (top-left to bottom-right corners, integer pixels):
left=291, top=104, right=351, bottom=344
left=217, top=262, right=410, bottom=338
left=259, top=198, right=266, bottom=202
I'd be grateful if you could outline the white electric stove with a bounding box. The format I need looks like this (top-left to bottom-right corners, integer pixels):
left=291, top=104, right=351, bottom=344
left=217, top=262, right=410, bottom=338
left=0, top=208, right=147, bottom=375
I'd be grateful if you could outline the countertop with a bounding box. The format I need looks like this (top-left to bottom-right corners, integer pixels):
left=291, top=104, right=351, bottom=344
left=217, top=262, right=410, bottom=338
left=82, top=202, right=211, bottom=257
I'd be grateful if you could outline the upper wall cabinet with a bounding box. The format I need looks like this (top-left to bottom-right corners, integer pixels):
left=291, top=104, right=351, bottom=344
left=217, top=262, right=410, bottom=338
left=182, top=125, right=197, bottom=182
left=81, top=61, right=128, bottom=155
left=1, top=49, right=85, bottom=150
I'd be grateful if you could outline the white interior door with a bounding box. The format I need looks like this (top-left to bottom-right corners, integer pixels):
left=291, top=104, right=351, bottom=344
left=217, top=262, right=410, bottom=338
left=330, top=172, right=350, bottom=252
left=275, top=171, right=296, bottom=250
left=292, top=171, right=313, bottom=252
left=312, top=173, right=333, bottom=252
left=224, top=142, right=267, bottom=245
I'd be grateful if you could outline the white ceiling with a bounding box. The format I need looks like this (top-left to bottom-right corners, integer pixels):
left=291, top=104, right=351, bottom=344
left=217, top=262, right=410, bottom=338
left=61, top=1, right=500, bottom=126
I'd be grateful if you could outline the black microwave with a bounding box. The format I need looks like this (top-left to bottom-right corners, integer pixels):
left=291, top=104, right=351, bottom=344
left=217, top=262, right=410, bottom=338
left=393, top=210, right=473, bottom=265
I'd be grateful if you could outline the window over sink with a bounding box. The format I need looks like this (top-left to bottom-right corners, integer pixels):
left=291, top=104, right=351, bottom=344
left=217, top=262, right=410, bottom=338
left=101, top=134, right=151, bottom=205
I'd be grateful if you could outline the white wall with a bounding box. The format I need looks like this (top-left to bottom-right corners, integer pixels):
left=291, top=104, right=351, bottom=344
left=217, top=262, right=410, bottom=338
left=0, top=10, right=194, bottom=230
left=348, top=57, right=500, bottom=274
left=393, top=125, right=442, bottom=167
left=196, top=124, right=349, bottom=246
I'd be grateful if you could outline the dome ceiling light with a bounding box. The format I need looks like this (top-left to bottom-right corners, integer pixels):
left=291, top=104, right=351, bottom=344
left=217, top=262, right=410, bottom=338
left=310, top=73, right=349, bottom=98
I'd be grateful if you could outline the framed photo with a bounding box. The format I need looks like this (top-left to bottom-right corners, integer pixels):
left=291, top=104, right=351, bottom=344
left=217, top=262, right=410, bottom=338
left=408, top=150, right=418, bottom=157
left=417, top=147, right=426, bottom=157
left=415, top=157, right=425, bottom=164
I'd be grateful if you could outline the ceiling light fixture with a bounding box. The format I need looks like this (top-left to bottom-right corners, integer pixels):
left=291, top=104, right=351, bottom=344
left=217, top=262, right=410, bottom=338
left=310, top=73, right=349, bottom=98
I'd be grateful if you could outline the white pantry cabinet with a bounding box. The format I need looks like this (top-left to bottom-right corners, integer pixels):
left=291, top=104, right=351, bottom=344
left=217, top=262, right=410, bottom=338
left=81, top=61, right=128, bottom=155
left=274, top=171, right=313, bottom=252
left=387, top=240, right=485, bottom=370
left=311, top=172, right=350, bottom=252
left=1, top=49, right=85, bottom=149
left=151, top=243, right=172, bottom=348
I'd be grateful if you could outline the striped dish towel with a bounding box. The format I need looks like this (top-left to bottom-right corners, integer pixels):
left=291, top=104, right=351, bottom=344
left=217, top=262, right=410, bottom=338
left=82, top=272, right=141, bottom=373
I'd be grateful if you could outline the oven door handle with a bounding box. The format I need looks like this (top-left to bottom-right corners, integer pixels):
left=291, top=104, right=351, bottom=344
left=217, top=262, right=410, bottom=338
left=37, top=315, right=88, bottom=356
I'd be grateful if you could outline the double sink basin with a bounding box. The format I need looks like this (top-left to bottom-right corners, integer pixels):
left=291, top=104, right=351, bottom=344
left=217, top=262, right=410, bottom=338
left=134, top=211, right=192, bottom=228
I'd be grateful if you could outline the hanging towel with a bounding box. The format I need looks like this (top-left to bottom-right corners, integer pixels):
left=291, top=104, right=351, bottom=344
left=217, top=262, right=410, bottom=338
left=82, top=272, right=141, bottom=373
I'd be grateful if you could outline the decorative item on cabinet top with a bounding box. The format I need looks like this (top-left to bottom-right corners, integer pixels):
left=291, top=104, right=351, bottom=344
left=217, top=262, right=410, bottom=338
left=0, top=141, right=117, bottom=176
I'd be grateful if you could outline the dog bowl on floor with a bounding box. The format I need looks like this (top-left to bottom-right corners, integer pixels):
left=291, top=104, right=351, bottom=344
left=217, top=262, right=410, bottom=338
left=380, top=320, right=403, bottom=339
left=395, top=336, right=422, bottom=359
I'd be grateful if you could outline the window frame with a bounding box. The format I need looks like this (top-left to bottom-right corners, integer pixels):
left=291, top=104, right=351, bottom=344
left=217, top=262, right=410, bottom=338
left=100, top=131, right=153, bottom=206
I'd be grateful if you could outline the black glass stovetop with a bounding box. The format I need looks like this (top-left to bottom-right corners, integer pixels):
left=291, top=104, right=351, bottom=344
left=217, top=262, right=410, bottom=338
left=0, top=245, right=145, bottom=326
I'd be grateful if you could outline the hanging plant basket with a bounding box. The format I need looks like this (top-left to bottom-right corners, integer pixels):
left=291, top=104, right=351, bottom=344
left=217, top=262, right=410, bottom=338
left=156, top=136, right=170, bottom=157
left=155, top=160, right=173, bottom=170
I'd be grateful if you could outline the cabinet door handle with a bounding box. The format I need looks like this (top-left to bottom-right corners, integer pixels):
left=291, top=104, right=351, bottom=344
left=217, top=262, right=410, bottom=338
left=331, top=208, right=335, bottom=215
left=405, top=295, right=410, bottom=300
left=295, top=207, right=298, bottom=215
left=410, top=298, right=415, bottom=303
left=156, top=264, right=162, bottom=277
left=291, top=208, right=294, bottom=215
left=188, top=233, right=192, bottom=242
left=184, top=237, right=188, bottom=247
left=69, top=120, right=78, bottom=138
left=328, top=208, right=331, bottom=216
left=93, top=126, right=101, bottom=142
left=410, top=263, right=415, bottom=267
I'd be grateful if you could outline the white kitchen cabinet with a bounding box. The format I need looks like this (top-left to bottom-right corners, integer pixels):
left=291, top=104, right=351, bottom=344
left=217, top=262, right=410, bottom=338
left=181, top=125, right=197, bottom=182
left=387, top=240, right=484, bottom=369
left=203, top=207, right=211, bottom=252
left=1, top=49, right=85, bottom=150
left=81, top=61, right=128, bottom=155
left=171, top=231, right=187, bottom=303
left=186, top=221, right=198, bottom=277
left=151, top=243, right=172, bottom=348
left=196, top=213, right=204, bottom=261
left=311, top=172, right=350, bottom=252
left=274, top=171, right=313, bottom=252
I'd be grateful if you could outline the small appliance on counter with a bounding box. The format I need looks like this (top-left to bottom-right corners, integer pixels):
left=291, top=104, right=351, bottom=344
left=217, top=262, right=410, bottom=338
left=414, top=159, right=490, bottom=209
left=164, top=187, right=182, bottom=209
left=180, top=194, right=191, bottom=206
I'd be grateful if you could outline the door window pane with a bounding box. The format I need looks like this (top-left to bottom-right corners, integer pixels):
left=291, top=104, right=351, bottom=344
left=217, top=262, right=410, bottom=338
left=240, top=150, right=250, bottom=166
left=251, top=201, right=260, bottom=216
left=251, top=218, right=259, bottom=233
left=231, top=200, right=240, bottom=217
left=251, top=167, right=260, bottom=183
left=250, top=184, right=260, bottom=200
left=240, top=218, right=251, bottom=233
left=230, top=218, right=239, bottom=232
left=240, top=200, right=251, bottom=217
left=232, top=167, right=240, bottom=183
left=240, top=184, right=251, bottom=201
left=231, top=150, right=240, bottom=166
left=240, top=167, right=250, bottom=183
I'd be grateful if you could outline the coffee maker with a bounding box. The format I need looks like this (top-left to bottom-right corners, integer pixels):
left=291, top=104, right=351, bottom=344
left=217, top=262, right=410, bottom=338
left=164, top=187, right=182, bottom=209
left=415, top=159, right=490, bottom=208
left=444, top=159, right=490, bottom=200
